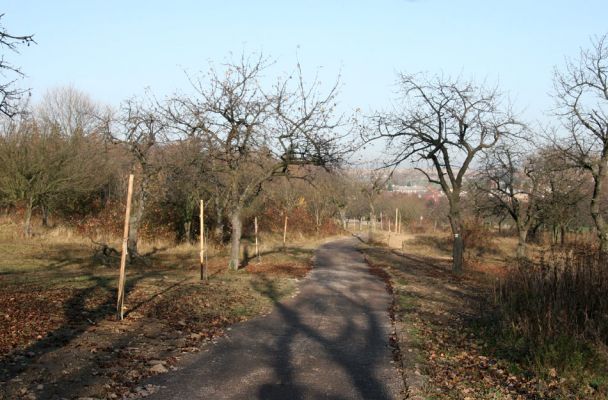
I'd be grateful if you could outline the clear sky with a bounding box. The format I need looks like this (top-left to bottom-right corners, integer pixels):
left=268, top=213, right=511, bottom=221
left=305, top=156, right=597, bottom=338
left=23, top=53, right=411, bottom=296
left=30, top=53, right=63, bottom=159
left=3, top=0, right=607, bottom=125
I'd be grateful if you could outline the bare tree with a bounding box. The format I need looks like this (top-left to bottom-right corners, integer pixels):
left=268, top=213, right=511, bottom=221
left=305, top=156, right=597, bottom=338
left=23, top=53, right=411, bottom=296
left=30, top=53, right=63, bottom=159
left=36, top=87, right=102, bottom=225
left=534, top=149, right=589, bottom=246
left=166, top=55, right=344, bottom=270
left=0, top=113, right=104, bottom=237
left=553, top=33, right=608, bottom=253
left=306, top=169, right=351, bottom=234
left=474, top=143, right=541, bottom=258
left=360, top=168, right=387, bottom=230
left=0, top=14, right=35, bottom=118
left=38, top=86, right=99, bottom=137
left=365, top=74, right=520, bottom=272
left=107, top=98, right=168, bottom=258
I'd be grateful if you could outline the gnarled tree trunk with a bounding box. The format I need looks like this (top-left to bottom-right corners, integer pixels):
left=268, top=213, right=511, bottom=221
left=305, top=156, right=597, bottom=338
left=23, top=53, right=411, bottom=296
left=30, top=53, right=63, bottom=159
left=23, top=196, right=34, bottom=238
left=590, top=169, right=608, bottom=254
left=516, top=226, right=528, bottom=258
left=128, top=177, right=148, bottom=259
left=229, top=207, right=242, bottom=270
left=448, top=203, right=464, bottom=274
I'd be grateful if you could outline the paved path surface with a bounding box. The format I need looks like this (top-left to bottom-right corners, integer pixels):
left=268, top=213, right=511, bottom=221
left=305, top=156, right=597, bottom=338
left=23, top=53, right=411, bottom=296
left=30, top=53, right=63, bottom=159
left=144, top=238, right=405, bottom=399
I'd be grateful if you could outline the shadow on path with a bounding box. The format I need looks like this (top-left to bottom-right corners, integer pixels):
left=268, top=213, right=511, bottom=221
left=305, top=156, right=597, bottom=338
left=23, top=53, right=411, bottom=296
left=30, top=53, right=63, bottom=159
left=144, top=238, right=404, bottom=400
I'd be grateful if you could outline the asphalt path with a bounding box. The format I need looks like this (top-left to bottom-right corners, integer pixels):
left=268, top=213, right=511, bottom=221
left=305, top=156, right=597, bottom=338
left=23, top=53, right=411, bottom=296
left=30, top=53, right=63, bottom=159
left=144, top=238, right=404, bottom=399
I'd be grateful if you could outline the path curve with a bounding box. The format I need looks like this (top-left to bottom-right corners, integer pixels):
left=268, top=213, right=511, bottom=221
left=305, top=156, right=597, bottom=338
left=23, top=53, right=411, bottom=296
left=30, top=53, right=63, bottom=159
left=144, top=238, right=404, bottom=399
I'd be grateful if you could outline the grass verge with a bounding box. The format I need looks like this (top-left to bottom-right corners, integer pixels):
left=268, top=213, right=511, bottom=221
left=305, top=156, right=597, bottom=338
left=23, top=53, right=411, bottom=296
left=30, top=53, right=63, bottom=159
left=359, top=237, right=606, bottom=399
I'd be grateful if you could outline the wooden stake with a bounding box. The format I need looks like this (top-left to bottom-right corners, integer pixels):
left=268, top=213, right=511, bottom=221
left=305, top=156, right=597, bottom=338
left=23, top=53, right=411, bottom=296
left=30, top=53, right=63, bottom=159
left=200, top=199, right=207, bottom=281
left=255, top=216, right=260, bottom=263
left=116, top=174, right=134, bottom=321
left=283, top=214, right=288, bottom=250
left=395, top=208, right=398, bottom=233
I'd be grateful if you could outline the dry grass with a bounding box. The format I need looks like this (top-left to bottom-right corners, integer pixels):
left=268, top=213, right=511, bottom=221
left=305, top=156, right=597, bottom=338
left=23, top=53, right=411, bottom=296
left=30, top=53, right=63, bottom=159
left=0, top=221, right=335, bottom=399
left=361, top=229, right=608, bottom=399
left=485, top=245, right=608, bottom=396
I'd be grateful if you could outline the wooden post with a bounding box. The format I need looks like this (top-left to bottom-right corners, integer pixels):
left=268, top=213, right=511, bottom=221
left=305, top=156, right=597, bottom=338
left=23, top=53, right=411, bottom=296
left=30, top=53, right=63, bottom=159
left=116, top=174, right=134, bottom=321
left=200, top=199, right=207, bottom=281
left=380, top=211, right=383, bottom=231
left=395, top=208, right=398, bottom=233
left=283, top=214, right=288, bottom=250
left=255, top=216, right=260, bottom=263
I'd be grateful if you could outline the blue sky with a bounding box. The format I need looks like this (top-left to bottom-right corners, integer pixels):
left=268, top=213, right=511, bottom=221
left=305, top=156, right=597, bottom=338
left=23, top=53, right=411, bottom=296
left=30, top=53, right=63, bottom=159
left=3, top=1, right=607, bottom=125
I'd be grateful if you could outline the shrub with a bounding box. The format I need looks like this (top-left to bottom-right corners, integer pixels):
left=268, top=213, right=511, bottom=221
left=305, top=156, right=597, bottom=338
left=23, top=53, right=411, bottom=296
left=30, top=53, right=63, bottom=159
left=488, top=243, right=608, bottom=392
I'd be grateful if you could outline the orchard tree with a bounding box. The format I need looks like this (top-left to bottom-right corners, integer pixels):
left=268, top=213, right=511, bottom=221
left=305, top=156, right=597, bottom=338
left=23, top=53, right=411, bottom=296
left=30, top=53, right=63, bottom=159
left=107, top=98, right=168, bottom=258
left=535, top=149, right=588, bottom=245
left=474, top=142, right=542, bottom=258
left=553, top=33, right=608, bottom=253
left=0, top=14, right=35, bottom=118
left=365, top=73, right=521, bottom=272
left=360, top=168, right=387, bottom=230
left=166, top=55, right=344, bottom=270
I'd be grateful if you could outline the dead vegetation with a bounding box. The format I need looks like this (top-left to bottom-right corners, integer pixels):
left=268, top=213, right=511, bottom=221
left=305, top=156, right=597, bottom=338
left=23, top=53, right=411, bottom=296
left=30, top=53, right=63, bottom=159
left=0, top=221, right=325, bottom=399
left=361, top=231, right=608, bottom=399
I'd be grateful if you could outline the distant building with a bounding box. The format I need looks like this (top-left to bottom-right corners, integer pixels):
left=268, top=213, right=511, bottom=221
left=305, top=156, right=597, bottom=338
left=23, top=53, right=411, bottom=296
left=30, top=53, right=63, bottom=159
left=391, top=184, right=427, bottom=195
left=390, top=184, right=444, bottom=201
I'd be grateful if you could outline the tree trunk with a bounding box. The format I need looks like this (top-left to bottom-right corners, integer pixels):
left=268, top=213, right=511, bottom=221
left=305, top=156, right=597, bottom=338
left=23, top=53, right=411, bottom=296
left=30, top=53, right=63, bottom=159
left=590, top=170, right=608, bottom=253
left=23, top=196, right=34, bottom=238
left=214, top=201, right=225, bottom=242
left=516, top=227, right=528, bottom=258
left=560, top=225, right=566, bottom=246
left=184, top=220, right=192, bottom=243
left=128, top=179, right=147, bottom=259
left=41, top=202, right=49, bottom=228
left=448, top=206, right=464, bottom=274
left=369, top=203, right=376, bottom=232
left=339, top=209, right=346, bottom=230
left=229, top=207, right=242, bottom=270
left=453, top=234, right=464, bottom=273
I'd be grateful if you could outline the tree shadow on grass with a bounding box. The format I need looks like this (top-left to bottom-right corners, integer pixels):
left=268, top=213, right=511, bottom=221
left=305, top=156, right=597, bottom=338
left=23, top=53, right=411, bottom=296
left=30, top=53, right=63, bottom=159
left=0, top=249, right=172, bottom=399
